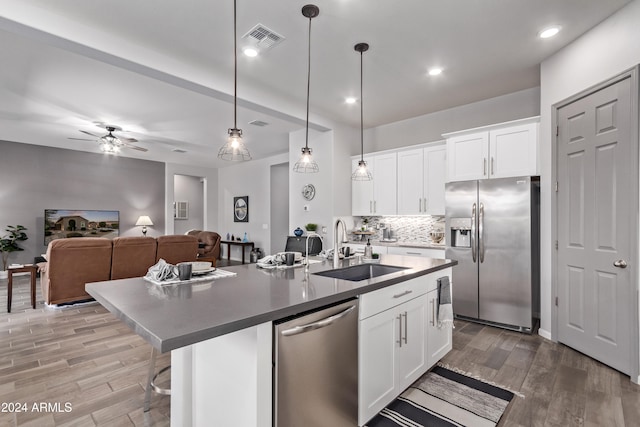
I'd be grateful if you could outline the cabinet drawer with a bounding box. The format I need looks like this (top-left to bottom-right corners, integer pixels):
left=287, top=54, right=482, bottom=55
left=388, top=246, right=445, bottom=259
left=359, top=277, right=428, bottom=320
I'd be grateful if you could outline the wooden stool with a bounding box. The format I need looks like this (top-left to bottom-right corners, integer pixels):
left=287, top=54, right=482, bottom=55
left=7, top=264, right=37, bottom=313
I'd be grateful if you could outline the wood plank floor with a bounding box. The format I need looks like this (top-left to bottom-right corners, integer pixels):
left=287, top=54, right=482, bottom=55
left=2, top=275, right=639, bottom=426
left=442, top=320, right=640, bottom=426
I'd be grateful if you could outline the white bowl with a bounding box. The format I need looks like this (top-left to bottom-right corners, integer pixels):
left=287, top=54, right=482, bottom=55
left=190, top=261, right=212, bottom=271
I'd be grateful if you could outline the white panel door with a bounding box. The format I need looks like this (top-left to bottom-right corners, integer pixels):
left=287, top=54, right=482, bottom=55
left=424, top=146, right=446, bottom=215
left=489, top=122, right=538, bottom=178
left=426, top=288, right=452, bottom=367
left=446, top=131, right=488, bottom=181
left=397, top=149, right=424, bottom=215
left=557, top=76, right=633, bottom=375
left=373, top=153, right=397, bottom=215
left=397, top=294, right=428, bottom=391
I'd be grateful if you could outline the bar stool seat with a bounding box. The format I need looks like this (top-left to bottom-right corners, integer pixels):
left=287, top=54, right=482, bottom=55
left=144, top=347, right=171, bottom=412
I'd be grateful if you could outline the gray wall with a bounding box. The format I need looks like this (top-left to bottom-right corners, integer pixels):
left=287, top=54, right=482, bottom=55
left=0, top=140, right=165, bottom=266
left=173, top=174, right=204, bottom=234
left=270, top=162, right=289, bottom=254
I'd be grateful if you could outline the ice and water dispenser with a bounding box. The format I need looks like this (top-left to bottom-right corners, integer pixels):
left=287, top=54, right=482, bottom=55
left=449, top=218, right=472, bottom=248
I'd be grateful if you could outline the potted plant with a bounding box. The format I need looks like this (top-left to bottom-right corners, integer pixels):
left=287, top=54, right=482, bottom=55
left=0, top=225, right=28, bottom=279
left=305, top=223, right=318, bottom=232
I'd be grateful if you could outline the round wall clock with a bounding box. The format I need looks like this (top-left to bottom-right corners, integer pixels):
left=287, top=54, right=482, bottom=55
left=302, top=184, right=316, bottom=201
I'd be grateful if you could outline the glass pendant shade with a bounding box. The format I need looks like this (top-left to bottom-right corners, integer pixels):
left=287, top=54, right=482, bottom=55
left=352, top=159, right=372, bottom=181
left=219, top=0, right=251, bottom=161
left=352, top=42, right=372, bottom=181
left=294, top=4, right=320, bottom=174
left=100, top=134, right=120, bottom=153
left=218, top=128, right=251, bottom=161
left=293, top=147, right=319, bottom=173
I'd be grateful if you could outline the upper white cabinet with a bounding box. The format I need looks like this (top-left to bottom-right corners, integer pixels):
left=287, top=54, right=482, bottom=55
left=352, top=153, right=397, bottom=216
left=445, top=117, right=539, bottom=182
left=397, top=144, right=446, bottom=215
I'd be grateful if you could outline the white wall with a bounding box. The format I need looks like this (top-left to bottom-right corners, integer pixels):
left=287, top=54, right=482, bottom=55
left=270, top=162, right=289, bottom=254
left=165, top=163, right=218, bottom=235
left=218, top=152, right=289, bottom=260
left=540, top=0, right=640, bottom=377
left=365, top=87, right=540, bottom=153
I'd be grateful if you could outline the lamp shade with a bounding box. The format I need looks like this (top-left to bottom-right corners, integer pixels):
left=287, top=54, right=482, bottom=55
left=135, top=216, right=153, bottom=226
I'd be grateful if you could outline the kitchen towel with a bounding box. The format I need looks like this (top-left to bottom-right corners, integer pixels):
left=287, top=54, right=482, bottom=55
left=437, top=276, right=454, bottom=328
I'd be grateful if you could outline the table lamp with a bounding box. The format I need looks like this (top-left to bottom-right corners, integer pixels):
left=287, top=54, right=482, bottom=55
left=135, top=215, right=153, bottom=236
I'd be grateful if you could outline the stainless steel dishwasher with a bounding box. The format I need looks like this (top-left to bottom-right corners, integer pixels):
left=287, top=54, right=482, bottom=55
left=274, top=298, right=359, bottom=427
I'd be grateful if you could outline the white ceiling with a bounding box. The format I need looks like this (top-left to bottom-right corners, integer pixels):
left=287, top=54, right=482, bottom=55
left=0, top=0, right=631, bottom=168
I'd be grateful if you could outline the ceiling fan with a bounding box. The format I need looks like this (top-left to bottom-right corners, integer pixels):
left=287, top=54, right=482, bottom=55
left=69, top=124, right=148, bottom=153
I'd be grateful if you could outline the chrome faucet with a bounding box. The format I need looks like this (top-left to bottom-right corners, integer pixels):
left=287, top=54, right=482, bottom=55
left=304, top=232, right=323, bottom=271
left=333, top=219, right=348, bottom=269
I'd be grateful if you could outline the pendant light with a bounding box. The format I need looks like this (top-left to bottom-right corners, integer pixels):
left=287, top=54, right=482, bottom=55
left=218, top=0, right=251, bottom=161
left=293, top=4, right=320, bottom=173
left=352, top=42, right=372, bottom=181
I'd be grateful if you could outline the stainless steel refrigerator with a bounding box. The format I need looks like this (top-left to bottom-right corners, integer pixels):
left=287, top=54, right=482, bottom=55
left=445, top=176, right=539, bottom=332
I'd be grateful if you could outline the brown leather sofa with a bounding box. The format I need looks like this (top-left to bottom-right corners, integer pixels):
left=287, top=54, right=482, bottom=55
left=186, top=230, right=221, bottom=266
left=40, top=235, right=198, bottom=305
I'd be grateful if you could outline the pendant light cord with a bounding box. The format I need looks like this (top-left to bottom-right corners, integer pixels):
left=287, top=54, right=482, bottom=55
left=233, top=0, right=238, bottom=130
left=360, top=49, right=364, bottom=162
left=305, top=15, right=312, bottom=150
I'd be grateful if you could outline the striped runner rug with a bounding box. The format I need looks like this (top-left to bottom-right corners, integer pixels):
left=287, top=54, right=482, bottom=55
left=365, top=366, right=515, bottom=427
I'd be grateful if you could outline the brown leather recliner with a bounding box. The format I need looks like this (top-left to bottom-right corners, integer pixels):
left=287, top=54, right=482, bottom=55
left=40, top=237, right=113, bottom=305
left=111, top=236, right=158, bottom=280
left=186, top=230, right=221, bottom=266
left=156, top=234, right=199, bottom=265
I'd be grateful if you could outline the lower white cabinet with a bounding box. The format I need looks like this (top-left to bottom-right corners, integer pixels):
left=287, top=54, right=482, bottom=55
left=359, top=294, right=427, bottom=425
left=358, top=269, right=452, bottom=426
left=426, top=288, right=452, bottom=367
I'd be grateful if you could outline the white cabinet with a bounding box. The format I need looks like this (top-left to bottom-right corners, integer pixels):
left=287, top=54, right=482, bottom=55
left=352, top=153, right=397, bottom=216
left=445, top=118, right=539, bottom=182
left=397, top=144, right=446, bottom=215
left=426, top=288, right=452, bottom=367
left=387, top=246, right=445, bottom=259
left=359, top=293, right=427, bottom=425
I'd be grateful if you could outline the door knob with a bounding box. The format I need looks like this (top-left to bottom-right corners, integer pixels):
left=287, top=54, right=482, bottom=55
left=613, top=259, right=628, bottom=268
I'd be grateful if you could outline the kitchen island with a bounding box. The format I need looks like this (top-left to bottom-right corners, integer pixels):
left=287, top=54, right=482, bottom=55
left=86, top=254, right=456, bottom=426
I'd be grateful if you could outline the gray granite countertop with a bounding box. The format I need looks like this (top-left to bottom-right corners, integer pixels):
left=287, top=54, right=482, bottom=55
left=86, top=254, right=456, bottom=353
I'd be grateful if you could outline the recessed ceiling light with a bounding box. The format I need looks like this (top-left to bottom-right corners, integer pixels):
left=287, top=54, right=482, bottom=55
left=243, top=47, right=258, bottom=57
left=428, top=68, right=443, bottom=76
left=539, top=26, right=561, bottom=39
left=345, top=97, right=357, bottom=104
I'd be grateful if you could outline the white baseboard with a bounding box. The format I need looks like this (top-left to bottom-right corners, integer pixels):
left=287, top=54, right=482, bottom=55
left=538, top=328, right=552, bottom=340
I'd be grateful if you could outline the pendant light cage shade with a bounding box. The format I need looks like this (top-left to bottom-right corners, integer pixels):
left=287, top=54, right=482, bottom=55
left=293, top=147, right=320, bottom=173
left=219, top=0, right=251, bottom=161
left=352, top=159, right=373, bottom=180
left=294, top=4, right=320, bottom=173
left=218, top=128, right=251, bottom=161
left=352, top=42, right=372, bottom=181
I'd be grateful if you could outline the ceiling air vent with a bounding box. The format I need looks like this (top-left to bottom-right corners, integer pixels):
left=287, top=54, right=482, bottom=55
left=249, top=120, right=269, bottom=127
left=242, top=24, right=285, bottom=51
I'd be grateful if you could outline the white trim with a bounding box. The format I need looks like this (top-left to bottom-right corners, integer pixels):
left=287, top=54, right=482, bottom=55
left=537, top=328, right=552, bottom=341
left=441, top=116, right=540, bottom=138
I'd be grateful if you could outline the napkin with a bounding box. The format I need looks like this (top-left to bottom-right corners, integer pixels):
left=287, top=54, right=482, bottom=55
left=145, top=259, right=178, bottom=282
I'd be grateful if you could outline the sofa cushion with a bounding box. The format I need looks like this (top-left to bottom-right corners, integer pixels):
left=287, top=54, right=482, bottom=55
left=43, top=237, right=113, bottom=305
left=111, top=236, right=158, bottom=280
left=156, top=235, right=198, bottom=265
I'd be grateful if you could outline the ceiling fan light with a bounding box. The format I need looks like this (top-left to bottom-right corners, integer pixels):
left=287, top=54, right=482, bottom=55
left=352, top=159, right=372, bottom=181
left=218, top=128, right=251, bottom=161
left=293, top=147, right=319, bottom=173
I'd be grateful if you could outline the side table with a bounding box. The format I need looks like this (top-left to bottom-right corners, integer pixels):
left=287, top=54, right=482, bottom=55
left=7, top=264, right=38, bottom=313
left=220, top=241, right=255, bottom=264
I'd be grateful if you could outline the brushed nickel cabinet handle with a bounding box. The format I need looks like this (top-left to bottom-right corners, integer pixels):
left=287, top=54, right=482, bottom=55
left=393, top=290, right=413, bottom=298
left=403, top=311, right=408, bottom=344
left=397, top=314, right=403, bottom=348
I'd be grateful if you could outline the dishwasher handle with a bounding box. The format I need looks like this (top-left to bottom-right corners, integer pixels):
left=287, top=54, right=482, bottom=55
left=280, top=305, right=357, bottom=336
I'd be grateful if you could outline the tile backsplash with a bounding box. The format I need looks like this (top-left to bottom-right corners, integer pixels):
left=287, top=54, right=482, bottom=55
left=351, top=215, right=445, bottom=245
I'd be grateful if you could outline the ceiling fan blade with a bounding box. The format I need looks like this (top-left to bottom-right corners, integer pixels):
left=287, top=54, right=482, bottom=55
left=68, top=137, right=95, bottom=141
left=120, top=137, right=138, bottom=143
left=79, top=130, right=100, bottom=137
left=123, top=144, right=148, bottom=152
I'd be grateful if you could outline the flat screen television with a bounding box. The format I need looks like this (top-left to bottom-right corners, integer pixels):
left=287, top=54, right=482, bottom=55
left=44, top=209, right=120, bottom=245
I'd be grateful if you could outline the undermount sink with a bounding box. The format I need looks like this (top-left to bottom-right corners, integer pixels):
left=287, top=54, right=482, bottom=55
left=313, top=264, right=409, bottom=282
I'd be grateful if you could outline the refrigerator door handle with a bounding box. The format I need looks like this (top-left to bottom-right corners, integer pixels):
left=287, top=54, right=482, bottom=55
left=471, top=203, right=477, bottom=262
left=479, top=202, right=485, bottom=263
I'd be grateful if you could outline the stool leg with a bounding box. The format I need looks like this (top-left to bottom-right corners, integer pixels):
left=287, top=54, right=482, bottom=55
left=7, top=272, right=13, bottom=313
left=143, top=347, right=158, bottom=412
